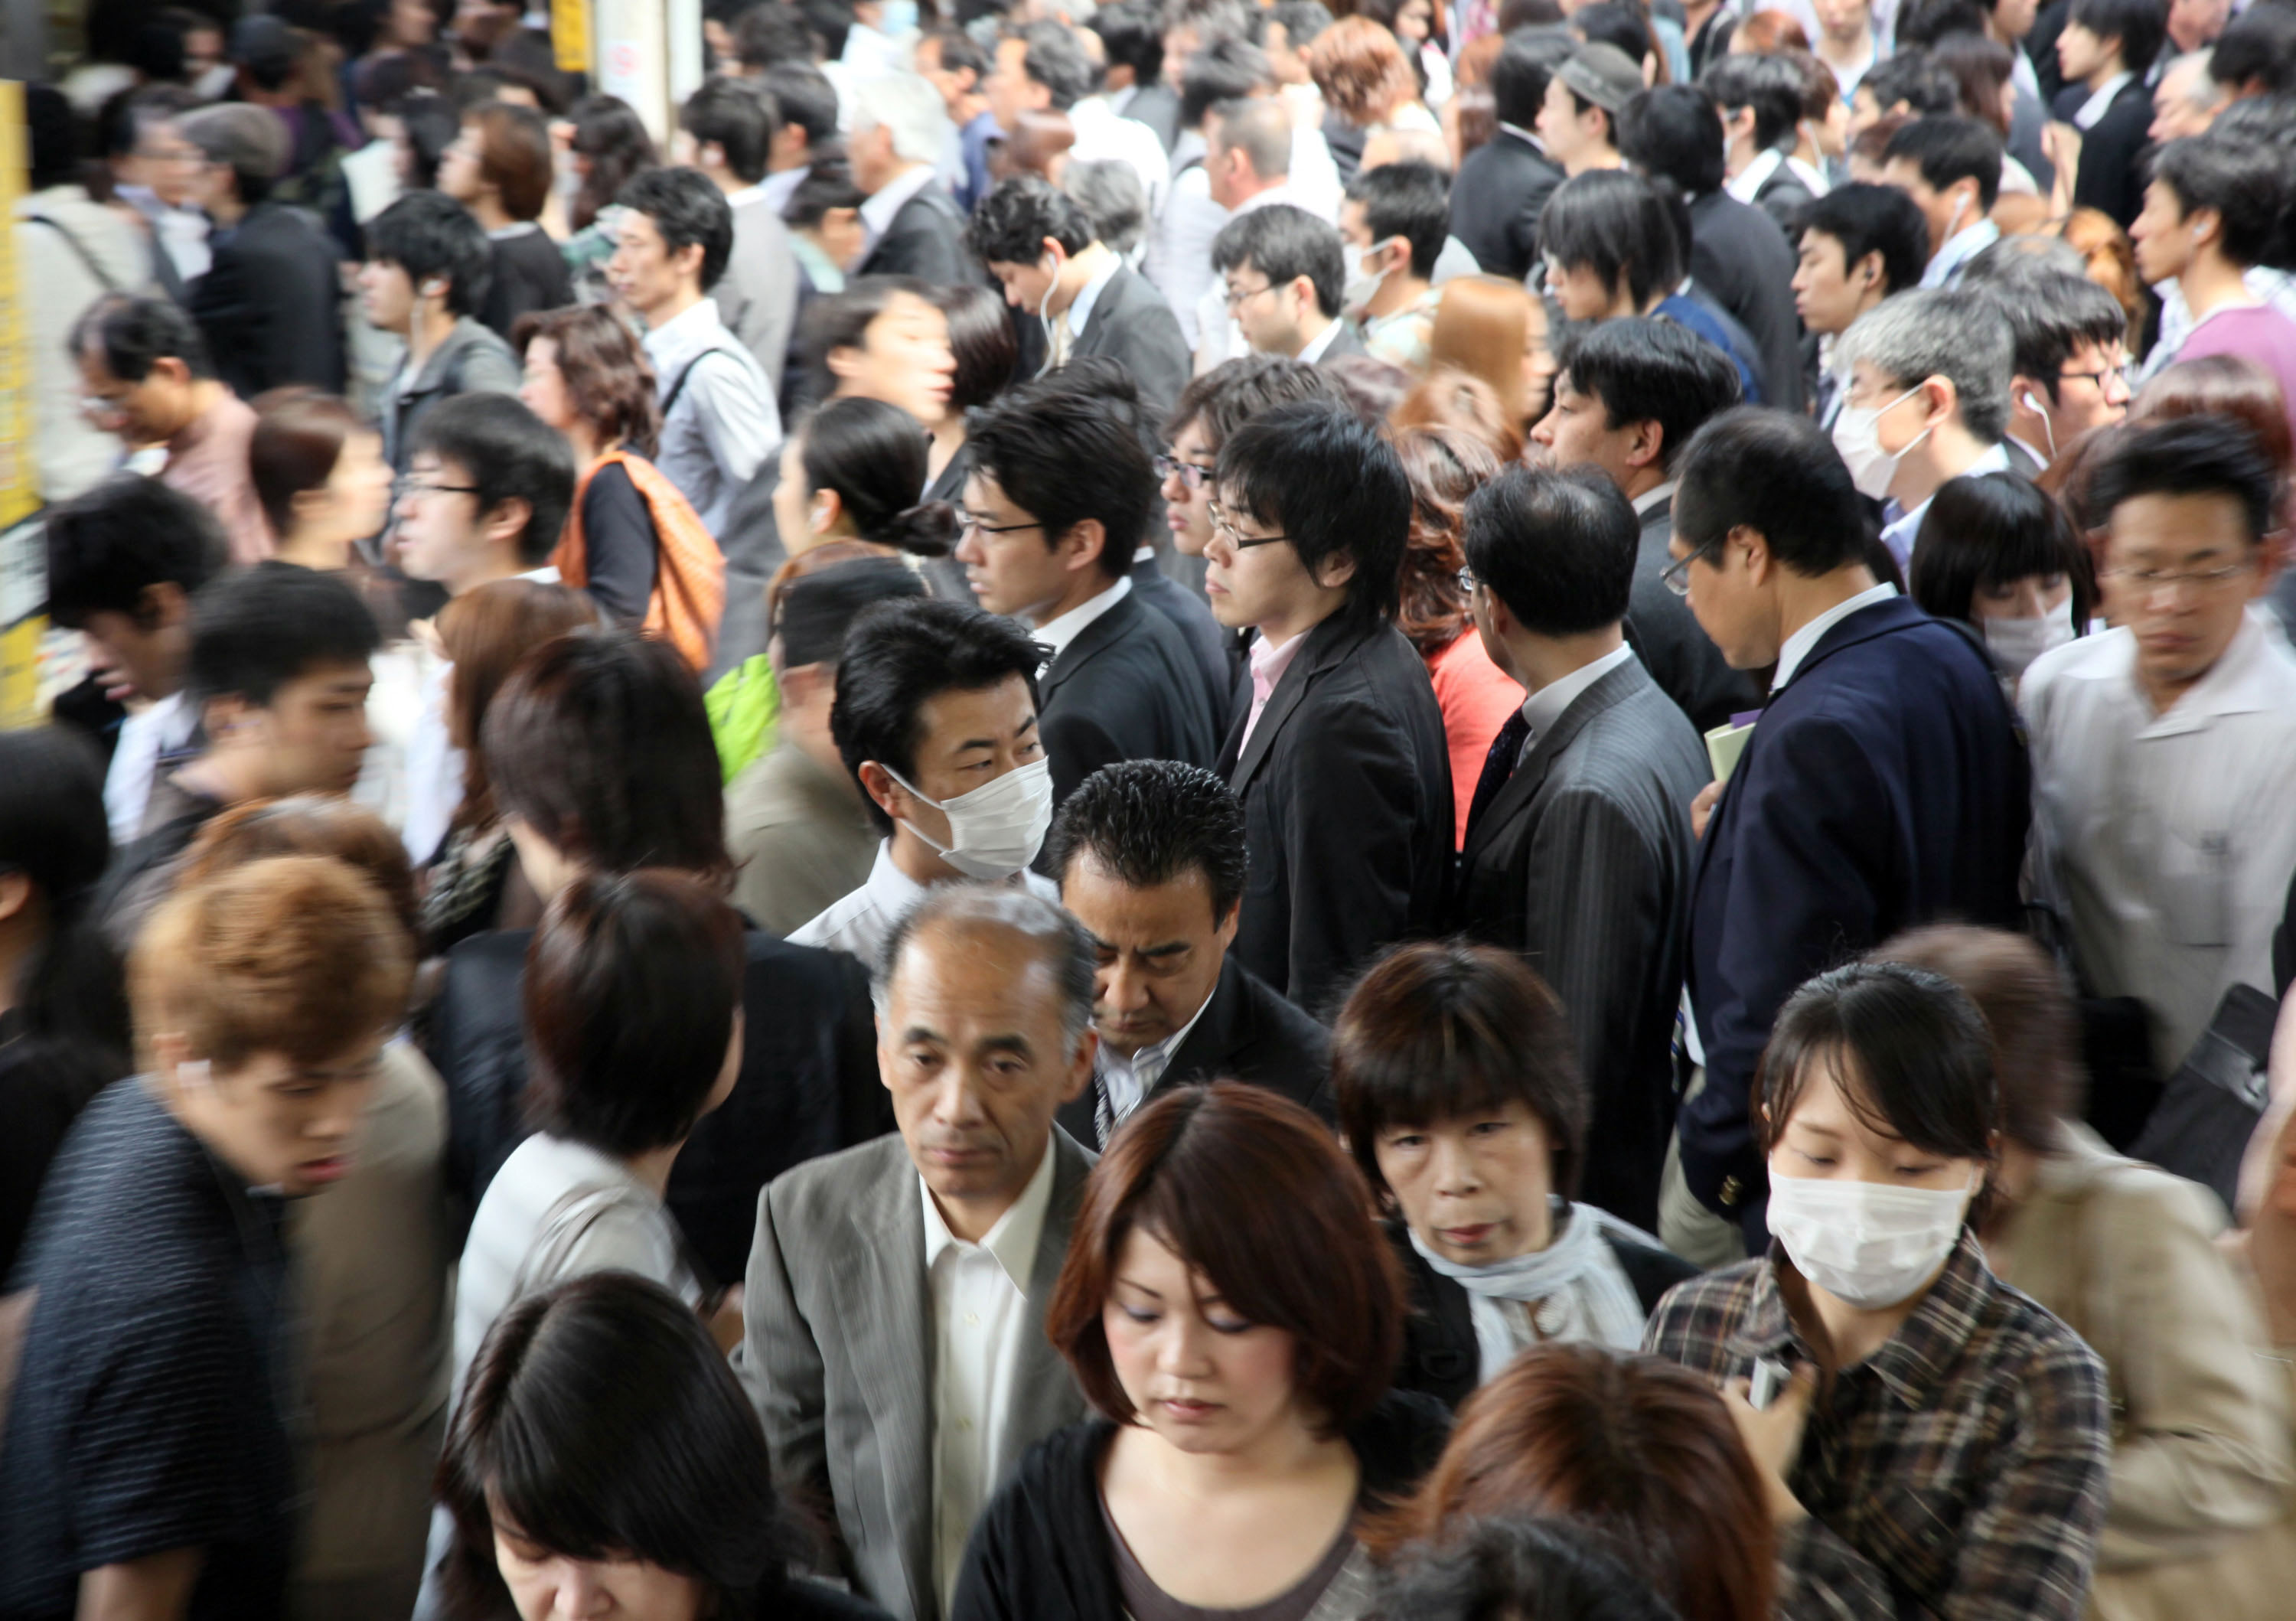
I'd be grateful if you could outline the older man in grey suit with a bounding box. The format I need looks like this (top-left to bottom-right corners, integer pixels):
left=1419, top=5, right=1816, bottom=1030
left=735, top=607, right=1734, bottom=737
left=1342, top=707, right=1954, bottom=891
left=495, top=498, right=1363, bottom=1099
left=1450, top=464, right=1708, bottom=1236
left=739, top=884, right=1097, bottom=1621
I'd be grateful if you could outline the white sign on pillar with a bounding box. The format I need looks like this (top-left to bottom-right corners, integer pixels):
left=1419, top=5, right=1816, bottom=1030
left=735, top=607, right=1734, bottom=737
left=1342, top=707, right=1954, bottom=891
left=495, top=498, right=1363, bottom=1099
left=595, top=0, right=700, bottom=143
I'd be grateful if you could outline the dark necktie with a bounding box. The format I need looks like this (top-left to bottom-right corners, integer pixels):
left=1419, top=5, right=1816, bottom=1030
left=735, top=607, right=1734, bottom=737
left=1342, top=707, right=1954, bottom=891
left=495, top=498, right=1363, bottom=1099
left=1464, top=710, right=1533, bottom=841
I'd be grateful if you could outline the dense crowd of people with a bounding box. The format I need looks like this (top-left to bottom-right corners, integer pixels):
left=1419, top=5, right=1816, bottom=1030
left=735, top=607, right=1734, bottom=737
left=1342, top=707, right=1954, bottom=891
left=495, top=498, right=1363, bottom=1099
left=11, top=0, right=2296, bottom=1616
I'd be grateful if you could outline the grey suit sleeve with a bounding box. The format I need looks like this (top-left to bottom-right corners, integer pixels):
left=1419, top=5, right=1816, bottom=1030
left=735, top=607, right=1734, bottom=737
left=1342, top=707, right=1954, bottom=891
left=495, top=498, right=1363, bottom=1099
left=1521, top=784, right=1670, bottom=1091
left=738, top=1180, right=830, bottom=1502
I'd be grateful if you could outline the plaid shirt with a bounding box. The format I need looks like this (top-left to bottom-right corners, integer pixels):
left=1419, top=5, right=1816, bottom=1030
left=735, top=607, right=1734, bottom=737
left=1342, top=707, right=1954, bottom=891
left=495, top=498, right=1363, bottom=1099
left=1644, top=1231, right=2112, bottom=1620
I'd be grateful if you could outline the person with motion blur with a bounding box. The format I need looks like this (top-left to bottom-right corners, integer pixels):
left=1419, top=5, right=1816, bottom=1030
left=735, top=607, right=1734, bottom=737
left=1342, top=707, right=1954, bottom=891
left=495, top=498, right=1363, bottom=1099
left=516, top=305, right=727, bottom=670
left=1369, top=1513, right=1697, bottom=1621
left=1879, top=116, right=2004, bottom=289
left=959, top=364, right=1219, bottom=804
left=0, top=857, right=411, bottom=1621
left=1648, top=961, right=2113, bottom=1618
left=1335, top=944, right=1696, bottom=1404
left=439, top=1274, right=891, bottom=1621
left=727, top=557, right=929, bottom=936
left=807, top=276, right=959, bottom=441
left=1208, top=400, right=1452, bottom=1013
left=924, top=282, right=1021, bottom=507
left=439, top=101, right=572, bottom=338
left=71, top=294, right=269, bottom=564
left=248, top=388, right=397, bottom=572
left=677, top=76, right=804, bottom=394
left=2021, top=418, right=2296, bottom=1084
left=789, top=594, right=1063, bottom=960
left=1792, top=183, right=1930, bottom=426
left=1985, top=265, right=2132, bottom=478
left=43, top=476, right=229, bottom=844
left=1884, top=924, right=2296, bottom=1621
left=1374, top=1341, right=1776, bottom=1621
left=1665, top=409, right=2028, bottom=1261
left=1047, top=760, right=1332, bottom=1147
left=611, top=167, right=782, bottom=536
left=1833, top=288, right=2015, bottom=568
left=357, top=191, right=523, bottom=480
left=1528, top=318, right=1758, bottom=735
left=1452, top=466, right=1707, bottom=1228
left=96, top=564, right=382, bottom=949
left=0, top=730, right=129, bottom=1283
left=951, top=1081, right=1452, bottom=1619
left=1908, top=473, right=2095, bottom=684
left=741, top=886, right=1101, bottom=1621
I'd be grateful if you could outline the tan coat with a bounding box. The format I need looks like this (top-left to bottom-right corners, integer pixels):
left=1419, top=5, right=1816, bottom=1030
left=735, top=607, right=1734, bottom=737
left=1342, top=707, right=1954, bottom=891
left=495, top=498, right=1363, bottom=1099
left=1989, top=1123, right=2296, bottom=1621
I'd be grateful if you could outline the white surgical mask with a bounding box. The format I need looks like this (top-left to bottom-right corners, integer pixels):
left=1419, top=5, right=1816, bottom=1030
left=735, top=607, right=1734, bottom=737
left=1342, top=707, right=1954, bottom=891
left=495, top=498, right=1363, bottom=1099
left=1980, top=611, right=2075, bottom=678
left=1831, top=383, right=1929, bottom=501
left=1766, top=1170, right=1975, bottom=1309
left=885, top=758, right=1054, bottom=880
left=1344, top=238, right=1396, bottom=316
left=881, top=0, right=918, bottom=34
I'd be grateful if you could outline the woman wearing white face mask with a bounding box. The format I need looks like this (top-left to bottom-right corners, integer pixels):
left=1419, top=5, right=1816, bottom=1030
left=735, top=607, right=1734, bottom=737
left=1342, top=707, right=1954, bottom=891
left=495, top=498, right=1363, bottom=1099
left=1644, top=961, right=2114, bottom=1621
left=1909, top=471, right=2095, bottom=688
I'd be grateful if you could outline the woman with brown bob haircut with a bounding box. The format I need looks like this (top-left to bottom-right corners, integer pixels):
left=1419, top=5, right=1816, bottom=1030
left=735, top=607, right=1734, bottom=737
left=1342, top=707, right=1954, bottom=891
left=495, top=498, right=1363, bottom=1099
left=441, top=99, right=573, bottom=337
left=248, top=386, right=395, bottom=572
left=951, top=1082, right=1450, bottom=1621
left=1371, top=1342, right=1775, bottom=1621
left=515, top=305, right=726, bottom=670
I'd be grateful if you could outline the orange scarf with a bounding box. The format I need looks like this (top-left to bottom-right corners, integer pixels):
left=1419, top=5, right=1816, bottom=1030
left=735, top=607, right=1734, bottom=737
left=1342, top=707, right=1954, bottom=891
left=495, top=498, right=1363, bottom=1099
left=554, top=449, right=727, bottom=672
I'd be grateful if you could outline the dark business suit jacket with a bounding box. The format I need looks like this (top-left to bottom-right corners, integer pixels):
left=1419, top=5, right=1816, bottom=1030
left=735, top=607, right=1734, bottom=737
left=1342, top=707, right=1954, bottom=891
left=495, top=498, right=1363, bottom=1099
left=1686, top=189, right=1803, bottom=415
left=1452, top=657, right=1709, bottom=1232
left=1130, top=555, right=1236, bottom=742
left=1448, top=129, right=1564, bottom=282
left=1055, top=952, right=1332, bottom=1146
left=425, top=925, right=885, bottom=1284
left=1313, top=319, right=1368, bottom=366
left=1065, top=264, right=1190, bottom=431
left=856, top=182, right=981, bottom=285
left=1750, top=162, right=1815, bottom=239
left=187, top=201, right=344, bottom=398
left=1122, top=82, right=1181, bottom=153
left=1623, top=491, right=1763, bottom=735
left=1039, top=584, right=1220, bottom=807
left=1220, top=613, right=1453, bottom=1018
left=1679, top=597, right=2029, bottom=1251
left=2056, top=76, right=2153, bottom=230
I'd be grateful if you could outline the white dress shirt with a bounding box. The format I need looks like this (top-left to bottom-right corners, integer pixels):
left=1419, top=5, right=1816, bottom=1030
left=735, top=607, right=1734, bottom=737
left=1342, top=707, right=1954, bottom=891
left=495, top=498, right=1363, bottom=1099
left=2021, top=610, right=2296, bottom=1077
left=1771, top=581, right=1900, bottom=693
left=1071, top=96, right=1172, bottom=221
left=1725, top=146, right=1786, bottom=207
left=788, top=837, right=1060, bottom=964
left=1094, top=987, right=1214, bottom=1130
left=1191, top=184, right=1310, bottom=369
left=923, top=1140, right=1059, bottom=1608
left=1512, top=643, right=1636, bottom=765
left=2072, top=71, right=2135, bottom=130
left=642, top=295, right=781, bottom=533
left=1032, top=574, right=1131, bottom=664
left=103, top=691, right=195, bottom=845
left=1920, top=217, right=2001, bottom=289
left=1880, top=440, right=2011, bottom=570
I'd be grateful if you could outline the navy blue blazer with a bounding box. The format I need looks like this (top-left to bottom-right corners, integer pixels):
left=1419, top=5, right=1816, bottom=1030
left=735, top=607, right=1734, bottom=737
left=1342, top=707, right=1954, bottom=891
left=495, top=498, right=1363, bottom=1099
left=1678, top=596, right=2028, bottom=1251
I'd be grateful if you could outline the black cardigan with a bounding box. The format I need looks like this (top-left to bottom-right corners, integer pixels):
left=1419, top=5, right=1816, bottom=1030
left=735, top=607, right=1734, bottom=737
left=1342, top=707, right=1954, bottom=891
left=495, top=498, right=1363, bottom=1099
left=949, top=1393, right=1453, bottom=1621
left=1388, top=1215, right=1700, bottom=1410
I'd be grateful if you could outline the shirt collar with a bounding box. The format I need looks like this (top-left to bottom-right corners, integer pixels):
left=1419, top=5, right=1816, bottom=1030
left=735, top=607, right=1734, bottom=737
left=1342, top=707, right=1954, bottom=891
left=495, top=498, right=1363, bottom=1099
left=1880, top=439, right=2011, bottom=556
left=1249, top=626, right=1310, bottom=690
left=918, top=1129, right=1060, bottom=1290
left=1921, top=217, right=2000, bottom=287
left=760, top=166, right=809, bottom=214
left=1061, top=242, right=1123, bottom=337
left=515, top=563, right=563, bottom=584
left=640, top=295, right=727, bottom=362
left=2005, top=432, right=2050, bottom=470
left=1033, top=573, right=1131, bottom=663
left=2131, top=609, right=2296, bottom=732
left=723, top=182, right=765, bottom=210
left=861, top=163, right=940, bottom=240
left=1498, top=122, right=1545, bottom=155
left=1631, top=479, right=1676, bottom=517
left=2074, top=70, right=2135, bottom=129
left=1518, top=642, right=1633, bottom=741
left=1296, top=317, right=1342, bottom=363
left=861, top=836, right=931, bottom=923
left=487, top=220, right=541, bottom=240
left=1772, top=581, right=1900, bottom=692
left=1097, top=983, right=1215, bottom=1088
left=1725, top=145, right=1783, bottom=204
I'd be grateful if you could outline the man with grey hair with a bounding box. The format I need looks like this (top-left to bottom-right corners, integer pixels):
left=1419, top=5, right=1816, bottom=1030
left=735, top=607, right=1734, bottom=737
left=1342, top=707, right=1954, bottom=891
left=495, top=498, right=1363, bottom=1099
left=1063, top=157, right=1149, bottom=259
left=1832, top=287, right=2014, bottom=569
left=853, top=73, right=977, bottom=284
left=177, top=101, right=344, bottom=396
left=2151, top=49, right=2229, bottom=143
left=740, top=882, right=1097, bottom=1621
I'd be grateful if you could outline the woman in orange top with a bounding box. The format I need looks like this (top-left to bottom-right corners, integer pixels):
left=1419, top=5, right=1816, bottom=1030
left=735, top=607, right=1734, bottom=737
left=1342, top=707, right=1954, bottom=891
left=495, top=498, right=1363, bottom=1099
left=514, top=305, right=725, bottom=670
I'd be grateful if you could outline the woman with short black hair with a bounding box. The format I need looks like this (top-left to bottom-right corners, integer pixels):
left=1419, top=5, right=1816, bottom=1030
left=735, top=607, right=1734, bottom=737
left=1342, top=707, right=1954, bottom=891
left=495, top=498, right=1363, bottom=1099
left=1908, top=471, right=2094, bottom=683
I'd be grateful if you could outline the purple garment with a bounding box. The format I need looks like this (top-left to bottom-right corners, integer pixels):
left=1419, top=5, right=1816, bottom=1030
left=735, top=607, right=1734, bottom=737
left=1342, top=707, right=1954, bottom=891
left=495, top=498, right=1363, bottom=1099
left=2176, top=302, right=2296, bottom=447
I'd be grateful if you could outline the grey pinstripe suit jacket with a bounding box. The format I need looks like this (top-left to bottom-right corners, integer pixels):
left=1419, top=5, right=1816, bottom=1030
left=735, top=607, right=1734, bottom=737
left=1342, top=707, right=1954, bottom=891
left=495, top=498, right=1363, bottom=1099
left=736, top=1130, right=1095, bottom=1621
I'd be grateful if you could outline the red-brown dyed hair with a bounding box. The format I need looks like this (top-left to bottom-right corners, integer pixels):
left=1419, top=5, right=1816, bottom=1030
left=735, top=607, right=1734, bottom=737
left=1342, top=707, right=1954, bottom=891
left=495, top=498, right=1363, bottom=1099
left=2134, top=352, right=2296, bottom=538
left=468, top=100, right=554, bottom=221
left=179, top=795, right=421, bottom=943
left=1045, top=1081, right=1406, bottom=1437
left=2060, top=207, right=2148, bottom=354
left=1429, top=281, right=1533, bottom=428
left=514, top=305, right=664, bottom=459
left=1729, top=8, right=1808, bottom=52
left=1391, top=426, right=1503, bottom=658
left=1369, top=1342, right=1776, bottom=1621
left=249, top=386, right=365, bottom=541
left=1308, top=16, right=1420, bottom=126
left=438, top=578, right=603, bottom=834
left=1391, top=366, right=1527, bottom=464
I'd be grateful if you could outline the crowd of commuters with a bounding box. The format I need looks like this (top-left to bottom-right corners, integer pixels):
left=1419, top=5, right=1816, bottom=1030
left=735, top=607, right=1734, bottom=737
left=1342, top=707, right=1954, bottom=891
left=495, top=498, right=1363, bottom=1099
left=14, top=0, right=2296, bottom=1618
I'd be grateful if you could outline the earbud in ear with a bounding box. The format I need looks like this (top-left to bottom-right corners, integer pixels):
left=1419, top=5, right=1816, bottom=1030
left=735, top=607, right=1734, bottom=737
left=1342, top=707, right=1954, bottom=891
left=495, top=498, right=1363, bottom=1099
left=181, top=1059, right=213, bottom=1091
left=421, top=279, right=448, bottom=297
left=2020, top=390, right=2047, bottom=415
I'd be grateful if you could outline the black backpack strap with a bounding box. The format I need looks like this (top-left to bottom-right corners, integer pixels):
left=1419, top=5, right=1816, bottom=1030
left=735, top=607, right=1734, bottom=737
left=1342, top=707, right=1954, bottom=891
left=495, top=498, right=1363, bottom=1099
left=25, top=214, right=123, bottom=294
left=660, top=343, right=740, bottom=419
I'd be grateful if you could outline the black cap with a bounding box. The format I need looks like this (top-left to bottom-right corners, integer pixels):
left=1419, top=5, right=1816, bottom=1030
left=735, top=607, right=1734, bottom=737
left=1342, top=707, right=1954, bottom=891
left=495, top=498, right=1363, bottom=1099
left=775, top=557, right=930, bottom=668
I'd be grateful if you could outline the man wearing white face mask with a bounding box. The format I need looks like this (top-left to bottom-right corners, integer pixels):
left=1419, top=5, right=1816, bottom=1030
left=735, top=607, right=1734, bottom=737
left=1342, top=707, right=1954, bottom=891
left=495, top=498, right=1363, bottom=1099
left=1833, top=289, right=2016, bottom=572
left=1647, top=961, right=2113, bottom=1620
left=789, top=598, right=1062, bottom=968
left=1339, top=161, right=1446, bottom=373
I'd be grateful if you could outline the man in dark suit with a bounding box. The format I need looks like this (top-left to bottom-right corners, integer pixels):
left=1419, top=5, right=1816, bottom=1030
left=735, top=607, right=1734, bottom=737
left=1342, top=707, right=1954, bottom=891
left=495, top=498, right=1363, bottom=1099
left=2053, top=0, right=2166, bottom=229
left=1090, top=2, right=1182, bottom=152
left=1454, top=465, right=1711, bottom=1232
left=967, top=175, right=1190, bottom=428
left=955, top=364, right=1218, bottom=806
left=1449, top=29, right=1572, bottom=280
left=1530, top=317, right=1760, bottom=735
left=1211, top=203, right=1365, bottom=367
left=850, top=74, right=981, bottom=284
left=1209, top=400, right=1453, bottom=1016
left=1664, top=409, right=2029, bottom=1260
left=177, top=103, right=344, bottom=397
left=1619, top=86, right=1805, bottom=415
left=1048, top=760, right=1332, bottom=1146
left=1704, top=52, right=1817, bottom=236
